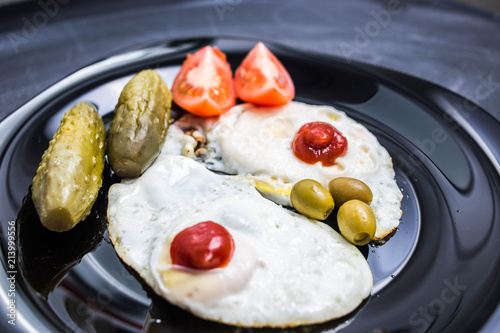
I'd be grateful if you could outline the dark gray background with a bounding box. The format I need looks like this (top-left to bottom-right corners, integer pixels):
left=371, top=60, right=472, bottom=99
left=0, top=0, right=499, bottom=121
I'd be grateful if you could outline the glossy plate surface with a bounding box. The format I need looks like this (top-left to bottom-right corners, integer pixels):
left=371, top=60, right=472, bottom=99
left=1, top=38, right=500, bottom=333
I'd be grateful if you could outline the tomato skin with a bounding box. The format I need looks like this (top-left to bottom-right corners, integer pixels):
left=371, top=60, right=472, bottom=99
left=235, top=42, right=295, bottom=106
left=172, top=46, right=236, bottom=117
left=292, top=122, right=348, bottom=167
left=170, top=221, right=235, bottom=270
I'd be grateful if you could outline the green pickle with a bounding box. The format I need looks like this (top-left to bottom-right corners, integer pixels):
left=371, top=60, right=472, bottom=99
left=31, top=102, right=106, bottom=232
left=107, top=69, right=172, bottom=178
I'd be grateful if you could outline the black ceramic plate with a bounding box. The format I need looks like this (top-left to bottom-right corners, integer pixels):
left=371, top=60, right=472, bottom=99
left=2, top=38, right=500, bottom=333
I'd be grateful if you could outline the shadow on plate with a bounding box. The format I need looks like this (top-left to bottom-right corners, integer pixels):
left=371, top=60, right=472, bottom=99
left=142, top=289, right=370, bottom=333
left=15, top=163, right=117, bottom=298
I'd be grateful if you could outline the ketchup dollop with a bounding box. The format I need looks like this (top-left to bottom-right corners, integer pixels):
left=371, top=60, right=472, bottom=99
left=291, top=122, right=348, bottom=166
left=170, top=221, right=235, bottom=270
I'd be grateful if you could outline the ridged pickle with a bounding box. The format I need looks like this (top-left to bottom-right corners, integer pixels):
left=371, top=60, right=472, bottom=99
left=107, top=69, right=172, bottom=178
left=31, top=102, right=106, bottom=232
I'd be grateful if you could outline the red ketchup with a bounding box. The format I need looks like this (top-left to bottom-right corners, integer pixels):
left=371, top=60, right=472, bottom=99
left=292, top=122, right=348, bottom=166
left=170, top=221, right=235, bottom=270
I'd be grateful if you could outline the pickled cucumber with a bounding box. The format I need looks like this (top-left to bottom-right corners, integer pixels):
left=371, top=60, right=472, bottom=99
left=107, top=69, right=172, bottom=178
left=31, top=102, right=106, bottom=232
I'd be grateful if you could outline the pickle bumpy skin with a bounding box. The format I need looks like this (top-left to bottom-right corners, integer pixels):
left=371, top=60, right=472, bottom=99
left=31, top=102, right=106, bottom=232
left=107, top=69, right=172, bottom=178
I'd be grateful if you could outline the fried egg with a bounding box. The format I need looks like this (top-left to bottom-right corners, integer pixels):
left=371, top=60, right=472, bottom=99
left=162, top=101, right=403, bottom=240
left=108, top=155, right=372, bottom=327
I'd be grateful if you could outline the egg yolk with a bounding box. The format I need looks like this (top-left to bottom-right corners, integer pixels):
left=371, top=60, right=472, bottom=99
left=170, top=221, right=235, bottom=270
left=291, top=122, right=348, bottom=166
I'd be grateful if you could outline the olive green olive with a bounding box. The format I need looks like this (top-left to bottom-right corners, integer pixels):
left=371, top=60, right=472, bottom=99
left=328, top=177, right=373, bottom=206
left=337, top=200, right=376, bottom=246
left=290, top=179, right=335, bottom=220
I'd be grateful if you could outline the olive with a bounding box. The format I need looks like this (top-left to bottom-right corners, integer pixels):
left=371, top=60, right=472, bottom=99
left=290, top=179, right=335, bottom=220
left=337, top=200, right=376, bottom=246
left=328, top=177, right=373, bottom=206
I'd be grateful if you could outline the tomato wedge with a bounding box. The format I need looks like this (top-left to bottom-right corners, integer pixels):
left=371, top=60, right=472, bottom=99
left=234, top=42, right=295, bottom=106
left=172, top=46, right=236, bottom=117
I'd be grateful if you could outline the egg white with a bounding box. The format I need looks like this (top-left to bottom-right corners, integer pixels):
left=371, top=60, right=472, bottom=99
left=162, top=101, right=403, bottom=240
left=108, top=155, right=372, bottom=327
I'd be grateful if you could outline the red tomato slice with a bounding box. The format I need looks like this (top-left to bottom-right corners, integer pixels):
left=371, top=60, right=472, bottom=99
left=172, top=46, right=236, bottom=117
left=234, top=42, right=295, bottom=106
